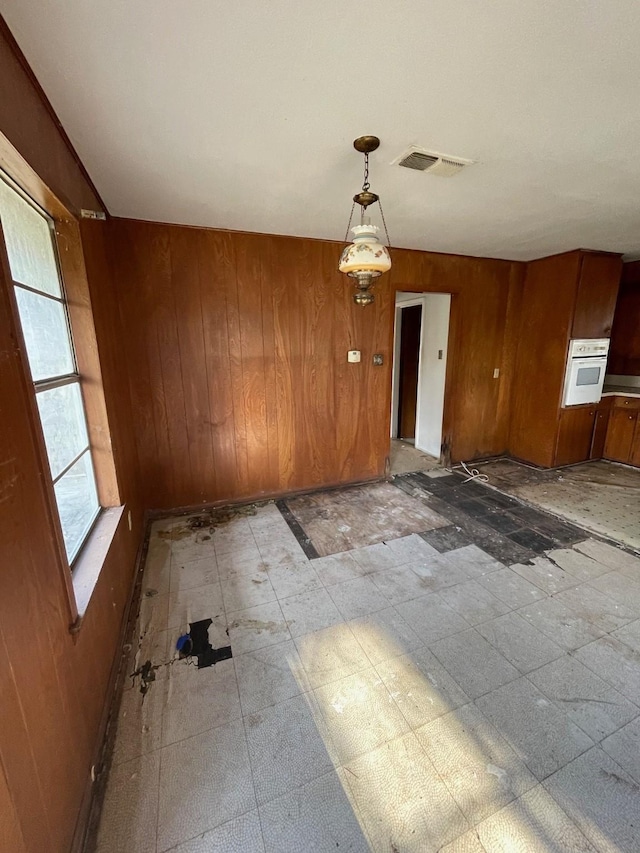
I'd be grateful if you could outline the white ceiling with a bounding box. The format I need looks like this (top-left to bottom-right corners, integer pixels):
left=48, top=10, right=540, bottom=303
left=3, top=1, right=640, bottom=261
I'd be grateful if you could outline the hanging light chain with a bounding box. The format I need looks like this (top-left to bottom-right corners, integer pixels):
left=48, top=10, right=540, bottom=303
left=362, top=151, right=370, bottom=192
left=378, top=197, right=392, bottom=248
left=343, top=199, right=356, bottom=244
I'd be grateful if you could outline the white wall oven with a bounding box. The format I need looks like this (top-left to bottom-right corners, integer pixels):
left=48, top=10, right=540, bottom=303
left=562, top=338, right=609, bottom=407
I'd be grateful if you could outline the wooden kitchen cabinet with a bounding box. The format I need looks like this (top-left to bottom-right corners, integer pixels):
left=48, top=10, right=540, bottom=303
left=572, top=253, right=622, bottom=339
left=590, top=398, right=612, bottom=459
left=604, top=406, right=638, bottom=462
left=555, top=407, right=597, bottom=466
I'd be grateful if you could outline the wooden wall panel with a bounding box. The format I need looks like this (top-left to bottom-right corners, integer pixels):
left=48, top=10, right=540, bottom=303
left=609, top=261, right=640, bottom=376
left=0, top=23, right=142, bottom=853
left=106, top=218, right=522, bottom=509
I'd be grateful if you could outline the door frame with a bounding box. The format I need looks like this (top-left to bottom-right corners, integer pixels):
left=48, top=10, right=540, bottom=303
left=388, top=288, right=458, bottom=465
left=390, top=290, right=453, bottom=459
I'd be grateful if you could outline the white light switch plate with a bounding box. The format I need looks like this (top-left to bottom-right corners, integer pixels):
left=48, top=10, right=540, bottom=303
left=348, top=350, right=361, bottom=363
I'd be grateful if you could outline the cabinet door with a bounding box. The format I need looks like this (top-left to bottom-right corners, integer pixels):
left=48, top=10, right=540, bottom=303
left=604, top=409, right=637, bottom=463
left=630, top=419, right=640, bottom=468
left=555, top=407, right=596, bottom=466
left=590, top=404, right=611, bottom=459
left=572, top=253, right=622, bottom=339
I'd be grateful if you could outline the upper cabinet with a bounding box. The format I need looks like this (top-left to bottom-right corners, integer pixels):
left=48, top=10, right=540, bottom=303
left=572, top=253, right=623, bottom=339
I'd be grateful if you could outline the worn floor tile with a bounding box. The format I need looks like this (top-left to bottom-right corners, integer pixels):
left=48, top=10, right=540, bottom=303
left=439, top=830, right=487, bottom=853
left=345, top=732, right=469, bottom=853
left=279, top=587, right=343, bottom=637
left=544, top=747, right=640, bottom=853
left=326, top=575, right=389, bottom=620
left=166, top=582, right=225, bottom=631
left=347, top=607, right=422, bottom=665
left=476, top=677, right=594, bottom=780
left=234, top=639, right=310, bottom=716
left=404, top=552, right=471, bottom=591
left=430, top=629, right=520, bottom=699
left=162, top=658, right=242, bottom=746
left=221, top=570, right=276, bottom=613
left=294, top=622, right=371, bottom=689
left=125, top=627, right=172, bottom=690
left=395, top=593, right=470, bottom=645
left=573, top=635, right=640, bottom=705
left=478, top=567, right=546, bottom=609
left=266, top=560, right=321, bottom=599
left=547, top=547, right=610, bottom=581
left=96, top=750, right=161, bottom=853
left=416, top=703, right=537, bottom=825
left=444, top=544, right=505, bottom=579
left=258, top=539, right=310, bottom=569
left=476, top=612, right=564, bottom=673
left=138, top=591, right=170, bottom=635
left=368, top=564, right=434, bottom=605
left=350, top=542, right=398, bottom=573
left=312, top=551, right=364, bottom=586
left=601, top=717, right=640, bottom=784
left=376, top=647, right=469, bottom=730
left=420, top=525, right=473, bottom=553
left=440, top=580, right=511, bottom=626
left=517, top=597, right=605, bottom=652
left=589, top=570, right=640, bottom=608
left=143, top=539, right=172, bottom=595
left=553, top=583, right=638, bottom=633
left=215, top=546, right=267, bottom=580
left=529, top=655, right=638, bottom=742
left=315, top=667, right=409, bottom=763
left=165, top=810, right=265, bottom=853
left=157, top=720, right=255, bottom=852
left=112, top=680, right=165, bottom=766
left=512, top=557, right=580, bottom=595
left=212, top=519, right=255, bottom=555
left=475, top=785, right=597, bottom=852
left=228, top=600, right=290, bottom=654
left=611, top=618, right=640, bottom=652
left=245, top=693, right=336, bottom=805
left=575, top=538, right=640, bottom=575
left=169, top=555, right=219, bottom=595
left=385, top=533, right=440, bottom=565
left=259, top=770, right=370, bottom=853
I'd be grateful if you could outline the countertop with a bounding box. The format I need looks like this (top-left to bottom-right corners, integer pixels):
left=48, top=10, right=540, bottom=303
left=602, top=385, right=640, bottom=399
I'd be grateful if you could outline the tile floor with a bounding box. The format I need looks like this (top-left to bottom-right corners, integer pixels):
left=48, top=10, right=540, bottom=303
left=473, top=458, right=640, bottom=550
left=92, top=474, right=640, bottom=853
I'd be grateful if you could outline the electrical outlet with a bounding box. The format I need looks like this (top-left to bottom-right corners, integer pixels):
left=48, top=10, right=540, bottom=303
left=373, top=353, right=383, bottom=366
left=347, top=350, right=361, bottom=363
left=493, top=368, right=500, bottom=379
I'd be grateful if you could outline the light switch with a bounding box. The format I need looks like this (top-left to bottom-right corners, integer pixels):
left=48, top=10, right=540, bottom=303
left=348, top=350, right=361, bottom=363
left=493, top=368, right=500, bottom=379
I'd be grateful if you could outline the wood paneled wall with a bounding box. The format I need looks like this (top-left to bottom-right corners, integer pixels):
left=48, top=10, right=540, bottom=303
left=609, top=260, right=640, bottom=376
left=101, top=218, right=523, bottom=510
left=0, top=20, right=142, bottom=853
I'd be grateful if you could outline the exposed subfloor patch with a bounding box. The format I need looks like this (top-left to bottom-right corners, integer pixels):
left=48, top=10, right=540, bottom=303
left=473, top=458, right=640, bottom=552
left=90, top=477, right=640, bottom=853
left=388, top=438, right=439, bottom=475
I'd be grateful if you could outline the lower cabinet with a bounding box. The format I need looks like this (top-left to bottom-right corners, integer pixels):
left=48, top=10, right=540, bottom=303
left=604, top=405, right=639, bottom=463
left=555, top=407, right=597, bottom=466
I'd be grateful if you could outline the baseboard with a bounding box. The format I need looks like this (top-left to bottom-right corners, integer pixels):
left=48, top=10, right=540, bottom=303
left=69, top=511, right=152, bottom=853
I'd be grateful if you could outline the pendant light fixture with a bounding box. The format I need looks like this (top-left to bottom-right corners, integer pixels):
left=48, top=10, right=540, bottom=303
left=339, top=135, right=391, bottom=306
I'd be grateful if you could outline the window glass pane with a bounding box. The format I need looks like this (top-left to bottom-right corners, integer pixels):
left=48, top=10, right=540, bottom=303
left=54, top=451, right=99, bottom=561
left=14, top=287, right=74, bottom=380
left=0, top=177, right=61, bottom=296
left=36, top=383, right=89, bottom=480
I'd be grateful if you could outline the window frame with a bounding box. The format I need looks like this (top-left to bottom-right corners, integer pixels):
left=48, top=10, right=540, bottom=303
left=1, top=171, right=102, bottom=564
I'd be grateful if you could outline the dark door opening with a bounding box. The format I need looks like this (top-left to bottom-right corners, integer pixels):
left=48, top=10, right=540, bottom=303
left=397, top=304, right=422, bottom=440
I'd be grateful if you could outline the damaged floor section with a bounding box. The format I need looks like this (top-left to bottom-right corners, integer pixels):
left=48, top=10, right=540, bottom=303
left=91, top=472, right=640, bottom=853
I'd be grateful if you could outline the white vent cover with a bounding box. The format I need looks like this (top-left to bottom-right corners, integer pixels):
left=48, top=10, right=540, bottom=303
left=394, top=146, right=473, bottom=177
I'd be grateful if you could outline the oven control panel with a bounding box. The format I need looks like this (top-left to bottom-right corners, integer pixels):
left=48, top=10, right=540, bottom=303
left=568, top=338, right=610, bottom=358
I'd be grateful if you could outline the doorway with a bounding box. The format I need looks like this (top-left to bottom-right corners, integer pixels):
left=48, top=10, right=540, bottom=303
left=391, top=292, right=451, bottom=459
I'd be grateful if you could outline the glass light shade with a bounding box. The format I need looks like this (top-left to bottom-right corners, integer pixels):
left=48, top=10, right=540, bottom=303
left=339, top=223, right=391, bottom=279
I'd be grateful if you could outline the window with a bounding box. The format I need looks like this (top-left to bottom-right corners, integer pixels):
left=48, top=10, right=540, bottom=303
left=0, top=175, right=100, bottom=563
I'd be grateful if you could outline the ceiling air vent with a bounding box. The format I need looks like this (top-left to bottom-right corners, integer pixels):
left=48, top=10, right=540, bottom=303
left=395, top=146, right=473, bottom=177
